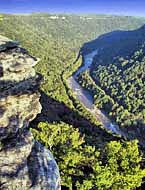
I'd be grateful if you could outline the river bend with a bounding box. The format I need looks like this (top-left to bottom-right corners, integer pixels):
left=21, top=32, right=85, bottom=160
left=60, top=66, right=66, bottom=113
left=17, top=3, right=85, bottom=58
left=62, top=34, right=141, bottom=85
left=68, top=50, right=124, bottom=137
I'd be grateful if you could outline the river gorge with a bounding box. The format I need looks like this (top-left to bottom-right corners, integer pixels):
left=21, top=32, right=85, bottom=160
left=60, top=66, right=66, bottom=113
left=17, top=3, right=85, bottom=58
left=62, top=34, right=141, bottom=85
left=68, top=50, right=125, bottom=137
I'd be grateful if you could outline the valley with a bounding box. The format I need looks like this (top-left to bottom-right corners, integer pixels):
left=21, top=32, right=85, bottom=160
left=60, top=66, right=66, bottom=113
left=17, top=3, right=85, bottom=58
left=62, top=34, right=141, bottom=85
left=68, top=50, right=124, bottom=137
left=0, top=13, right=145, bottom=190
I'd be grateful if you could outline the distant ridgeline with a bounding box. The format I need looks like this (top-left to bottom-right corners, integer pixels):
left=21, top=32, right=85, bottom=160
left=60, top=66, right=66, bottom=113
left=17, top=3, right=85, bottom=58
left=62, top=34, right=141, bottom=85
left=78, top=25, right=145, bottom=139
left=82, top=24, right=145, bottom=61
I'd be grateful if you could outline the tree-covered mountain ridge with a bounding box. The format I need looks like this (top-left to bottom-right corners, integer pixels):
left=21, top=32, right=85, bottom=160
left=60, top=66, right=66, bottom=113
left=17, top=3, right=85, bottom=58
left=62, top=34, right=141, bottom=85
left=77, top=24, right=145, bottom=144
left=82, top=23, right=145, bottom=56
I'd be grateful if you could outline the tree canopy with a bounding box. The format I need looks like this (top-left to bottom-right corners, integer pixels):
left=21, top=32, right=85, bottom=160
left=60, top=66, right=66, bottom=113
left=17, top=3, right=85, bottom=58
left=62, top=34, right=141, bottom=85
left=32, top=122, right=145, bottom=190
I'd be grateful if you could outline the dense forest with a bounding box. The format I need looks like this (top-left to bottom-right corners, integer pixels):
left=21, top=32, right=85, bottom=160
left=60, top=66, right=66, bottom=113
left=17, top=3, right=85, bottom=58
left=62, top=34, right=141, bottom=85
left=0, top=13, right=145, bottom=189
left=77, top=25, right=145, bottom=139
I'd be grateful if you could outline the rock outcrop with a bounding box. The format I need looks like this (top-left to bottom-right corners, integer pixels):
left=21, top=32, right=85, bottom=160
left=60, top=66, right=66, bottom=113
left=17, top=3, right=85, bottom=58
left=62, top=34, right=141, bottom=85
left=0, top=35, right=61, bottom=190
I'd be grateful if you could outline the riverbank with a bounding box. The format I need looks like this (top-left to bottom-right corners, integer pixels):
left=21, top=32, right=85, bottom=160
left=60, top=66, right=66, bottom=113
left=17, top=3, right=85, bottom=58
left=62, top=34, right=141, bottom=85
left=68, top=50, right=125, bottom=137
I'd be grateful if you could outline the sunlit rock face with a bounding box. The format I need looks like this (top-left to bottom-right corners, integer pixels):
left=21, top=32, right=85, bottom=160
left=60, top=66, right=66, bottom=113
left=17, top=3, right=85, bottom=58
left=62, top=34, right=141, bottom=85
left=0, top=35, right=61, bottom=190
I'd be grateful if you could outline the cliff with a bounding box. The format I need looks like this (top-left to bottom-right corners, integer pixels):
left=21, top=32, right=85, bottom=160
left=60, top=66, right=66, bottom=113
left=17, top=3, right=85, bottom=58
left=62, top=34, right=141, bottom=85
left=0, top=35, right=61, bottom=190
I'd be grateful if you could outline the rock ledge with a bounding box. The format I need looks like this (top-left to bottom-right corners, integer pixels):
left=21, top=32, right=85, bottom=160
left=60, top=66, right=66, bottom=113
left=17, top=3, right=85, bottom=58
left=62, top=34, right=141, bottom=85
left=0, top=35, right=61, bottom=190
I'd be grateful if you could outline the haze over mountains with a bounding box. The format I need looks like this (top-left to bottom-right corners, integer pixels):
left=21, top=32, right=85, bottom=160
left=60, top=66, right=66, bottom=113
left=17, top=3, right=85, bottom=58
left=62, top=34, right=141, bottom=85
left=1, top=0, right=145, bottom=17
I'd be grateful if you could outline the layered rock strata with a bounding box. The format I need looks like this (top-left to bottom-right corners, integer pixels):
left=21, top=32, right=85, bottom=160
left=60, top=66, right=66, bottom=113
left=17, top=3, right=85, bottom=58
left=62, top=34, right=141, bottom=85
left=0, top=35, right=60, bottom=190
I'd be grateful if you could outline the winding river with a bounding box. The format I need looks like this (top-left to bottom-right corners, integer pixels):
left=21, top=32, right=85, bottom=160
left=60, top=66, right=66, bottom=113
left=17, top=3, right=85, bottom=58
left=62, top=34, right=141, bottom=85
left=68, top=50, right=125, bottom=137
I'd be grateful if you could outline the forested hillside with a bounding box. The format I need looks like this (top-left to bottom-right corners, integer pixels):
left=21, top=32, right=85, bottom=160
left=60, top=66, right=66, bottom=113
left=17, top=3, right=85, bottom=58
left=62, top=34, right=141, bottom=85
left=0, top=13, right=145, bottom=189
left=77, top=25, right=145, bottom=139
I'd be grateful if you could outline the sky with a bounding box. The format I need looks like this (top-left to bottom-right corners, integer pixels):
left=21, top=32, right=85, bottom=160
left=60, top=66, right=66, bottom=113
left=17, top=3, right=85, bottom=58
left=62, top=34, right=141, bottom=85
left=0, top=0, right=145, bottom=17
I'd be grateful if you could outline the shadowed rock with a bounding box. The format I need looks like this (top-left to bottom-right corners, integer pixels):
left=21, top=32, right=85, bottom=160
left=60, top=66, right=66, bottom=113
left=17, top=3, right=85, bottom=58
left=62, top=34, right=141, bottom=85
left=0, top=35, right=19, bottom=51
left=0, top=35, right=61, bottom=190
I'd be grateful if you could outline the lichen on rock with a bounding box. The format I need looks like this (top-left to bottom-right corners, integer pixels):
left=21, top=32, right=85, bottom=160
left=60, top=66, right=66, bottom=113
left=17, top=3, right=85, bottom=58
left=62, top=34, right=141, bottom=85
left=0, top=35, right=61, bottom=190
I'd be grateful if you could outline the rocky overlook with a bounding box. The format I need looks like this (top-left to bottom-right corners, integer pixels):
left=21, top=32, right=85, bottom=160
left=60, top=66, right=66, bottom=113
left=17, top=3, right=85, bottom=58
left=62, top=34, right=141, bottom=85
left=0, top=35, right=61, bottom=190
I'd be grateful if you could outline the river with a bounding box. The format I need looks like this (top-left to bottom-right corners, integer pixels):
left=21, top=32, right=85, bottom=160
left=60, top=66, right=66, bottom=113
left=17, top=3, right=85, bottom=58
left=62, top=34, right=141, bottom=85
left=68, top=50, right=125, bottom=137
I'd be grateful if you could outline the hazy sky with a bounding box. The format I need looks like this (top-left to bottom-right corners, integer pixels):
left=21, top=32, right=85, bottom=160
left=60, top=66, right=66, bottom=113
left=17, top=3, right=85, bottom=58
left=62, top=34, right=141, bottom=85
left=0, top=0, right=145, bottom=17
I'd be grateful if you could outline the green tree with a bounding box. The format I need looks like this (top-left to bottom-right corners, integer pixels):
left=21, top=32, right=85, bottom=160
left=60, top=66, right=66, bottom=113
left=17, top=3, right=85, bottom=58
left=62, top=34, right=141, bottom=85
left=32, top=122, right=145, bottom=190
left=0, top=15, right=3, bottom=22
left=31, top=122, right=100, bottom=189
left=92, top=140, right=145, bottom=190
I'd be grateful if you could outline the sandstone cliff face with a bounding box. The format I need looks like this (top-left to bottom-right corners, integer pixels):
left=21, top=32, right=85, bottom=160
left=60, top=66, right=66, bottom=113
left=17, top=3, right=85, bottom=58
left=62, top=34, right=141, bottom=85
left=0, top=35, right=61, bottom=190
